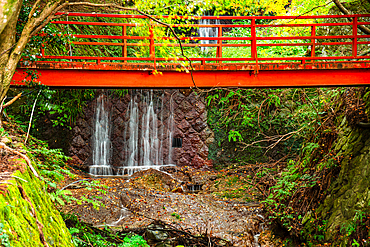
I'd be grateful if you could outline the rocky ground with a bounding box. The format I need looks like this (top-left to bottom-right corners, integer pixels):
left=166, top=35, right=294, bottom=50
left=60, top=166, right=275, bottom=246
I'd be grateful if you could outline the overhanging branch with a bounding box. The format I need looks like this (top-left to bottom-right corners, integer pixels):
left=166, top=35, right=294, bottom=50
left=333, top=0, right=370, bottom=35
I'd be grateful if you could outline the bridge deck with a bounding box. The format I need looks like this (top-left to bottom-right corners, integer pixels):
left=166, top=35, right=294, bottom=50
left=12, top=13, right=370, bottom=88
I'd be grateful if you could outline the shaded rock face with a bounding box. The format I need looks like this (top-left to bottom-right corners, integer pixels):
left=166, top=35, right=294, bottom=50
left=300, top=89, right=370, bottom=245
left=68, top=90, right=214, bottom=171
left=317, top=118, right=370, bottom=242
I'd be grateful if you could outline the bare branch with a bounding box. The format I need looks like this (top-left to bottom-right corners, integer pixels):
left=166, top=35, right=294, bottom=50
left=333, top=0, right=370, bottom=35
left=28, top=0, right=43, bottom=21
left=25, top=90, right=41, bottom=144
left=0, top=142, right=39, bottom=178
left=240, top=122, right=313, bottom=152
left=65, top=2, right=137, bottom=11
left=31, top=14, right=67, bottom=37
left=0, top=43, right=16, bottom=58
left=295, top=1, right=334, bottom=18
left=3, top=93, right=22, bottom=108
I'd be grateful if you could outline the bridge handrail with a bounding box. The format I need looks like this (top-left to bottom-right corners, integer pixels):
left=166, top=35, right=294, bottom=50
left=36, top=12, right=370, bottom=65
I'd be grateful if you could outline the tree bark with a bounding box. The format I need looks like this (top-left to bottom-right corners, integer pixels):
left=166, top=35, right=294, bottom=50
left=0, top=0, right=23, bottom=36
left=0, top=0, right=22, bottom=101
left=0, top=0, right=65, bottom=102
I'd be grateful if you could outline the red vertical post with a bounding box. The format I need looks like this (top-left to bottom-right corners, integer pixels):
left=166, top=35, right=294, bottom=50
left=217, top=26, right=223, bottom=63
left=122, top=25, right=127, bottom=62
left=353, top=16, right=358, bottom=58
left=251, top=19, right=257, bottom=61
left=41, top=44, right=45, bottom=57
left=149, top=24, right=155, bottom=59
left=310, top=26, right=316, bottom=58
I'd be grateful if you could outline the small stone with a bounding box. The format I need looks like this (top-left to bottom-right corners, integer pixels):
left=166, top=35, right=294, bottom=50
left=171, top=187, right=184, bottom=193
left=71, top=135, right=85, bottom=148
left=146, top=225, right=169, bottom=241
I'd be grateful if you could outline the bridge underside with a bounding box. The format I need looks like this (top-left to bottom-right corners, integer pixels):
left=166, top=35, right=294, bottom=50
left=12, top=61, right=370, bottom=88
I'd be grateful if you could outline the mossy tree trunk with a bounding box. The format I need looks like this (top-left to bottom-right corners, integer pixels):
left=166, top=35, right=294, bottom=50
left=0, top=0, right=23, bottom=102
left=0, top=0, right=72, bottom=102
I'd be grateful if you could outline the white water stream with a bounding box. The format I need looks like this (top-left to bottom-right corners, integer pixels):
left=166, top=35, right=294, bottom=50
left=118, top=90, right=175, bottom=175
left=90, top=94, right=113, bottom=175
left=199, top=18, right=220, bottom=52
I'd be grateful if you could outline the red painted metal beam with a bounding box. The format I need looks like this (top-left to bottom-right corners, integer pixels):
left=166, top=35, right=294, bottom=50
left=16, top=61, right=370, bottom=71
left=12, top=67, right=370, bottom=88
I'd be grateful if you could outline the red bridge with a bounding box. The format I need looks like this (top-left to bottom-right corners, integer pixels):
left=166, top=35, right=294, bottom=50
left=12, top=13, right=370, bottom=88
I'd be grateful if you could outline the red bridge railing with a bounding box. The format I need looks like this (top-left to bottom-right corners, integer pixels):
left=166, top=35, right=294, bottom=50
left=39, top=13, right=370, bottom=65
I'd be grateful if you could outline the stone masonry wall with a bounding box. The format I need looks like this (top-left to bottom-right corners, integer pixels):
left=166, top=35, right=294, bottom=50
left=68, top=89, right=214, bottom=172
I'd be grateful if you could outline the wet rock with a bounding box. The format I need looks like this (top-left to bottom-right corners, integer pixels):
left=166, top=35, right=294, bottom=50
left=173, top=108, right=185, bottom=122
left=184, top=109, right=200, bottom=121
left=83, top=155, right=93, bottom=168
left=192, top=118, right=207, bottom=132
left=205, top=137, right=215, bottom=146
left=173, top=91, right=186, bottom=104
left=186, top=127, right=197, bottom=134
left=80, top=127, right=91, bottom=140
left=178, top=100, right=193, bottom=113
left=115, top=101, right=127, bottom=113
left=182, top=139, right=196, bottom=157
left=200, top=127, right=213, bottom=140
left=76, top=118, right=88, bottom=129
left=192, top=155, right=206, bottom=168
left=198, top=144, right=209, bottom=160
left=72, top=126, right=81, bottom=135
left=113, top=116, right=124, bottom=129
left=69, top=145, right=77, bottom=156
left=190, top=135, right=202, bottom=148
left=70, top=155, right=82, bottom=165
left=187, top=91, right=200, bottom=106
left=71, top=135, right=85, bottom=148
left=77, top=148, right=89, bottom=161
left=173, top=129, right=185, bottom=139
left=178, top=119, right=191, bottom=133
left=146, top=225, right=169, bottom=241
left=195, top=101, right=206, bottom=114
left=180, top=89, right=192, bottom=96
left=178, top=157, right=191, bottom=166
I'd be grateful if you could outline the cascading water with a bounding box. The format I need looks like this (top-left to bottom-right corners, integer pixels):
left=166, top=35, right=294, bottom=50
left=199, top=18, right=220, bottom=52
left=90, top=94, right=113, bottom=175
left=118, top=90, right=175, bottom=175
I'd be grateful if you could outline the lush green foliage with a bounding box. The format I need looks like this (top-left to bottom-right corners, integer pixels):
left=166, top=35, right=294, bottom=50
left=64, top=213, right=149, bottom=247
left=21, top=136, right=107, bottom=210
left=132, top=0, right=290, bottom=16
left=0, top=223, right=11, bottom=247
left=17, top=0, right=71, bottom=63
left=6, top=89, right=95, bottom=136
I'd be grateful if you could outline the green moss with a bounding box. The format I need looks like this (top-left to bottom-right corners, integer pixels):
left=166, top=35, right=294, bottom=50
left=0, top=166, right=73, bottom=247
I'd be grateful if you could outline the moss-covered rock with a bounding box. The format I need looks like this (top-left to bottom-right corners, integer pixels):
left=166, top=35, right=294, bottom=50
left=0, top=163, right=73, bottom=247
left=301, top=89, right=370, bottom=245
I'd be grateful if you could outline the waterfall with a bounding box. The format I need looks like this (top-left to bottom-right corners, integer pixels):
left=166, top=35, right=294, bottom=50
left=167, top=94, right=174, bottom=165
left=199, top=18, right=220, bottom=52
left=118, top=90, right=175, bottom=175
left=90, top=94, right=113, bottom=175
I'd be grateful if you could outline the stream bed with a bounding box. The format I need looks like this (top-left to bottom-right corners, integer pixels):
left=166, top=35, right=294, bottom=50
left=62, top=168, right=273, bottom=246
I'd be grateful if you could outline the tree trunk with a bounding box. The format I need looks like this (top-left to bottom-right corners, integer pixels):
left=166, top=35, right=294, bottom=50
left=0, top=0, right=22, bottom=102
left=0, top=0, right=23, bottom=35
